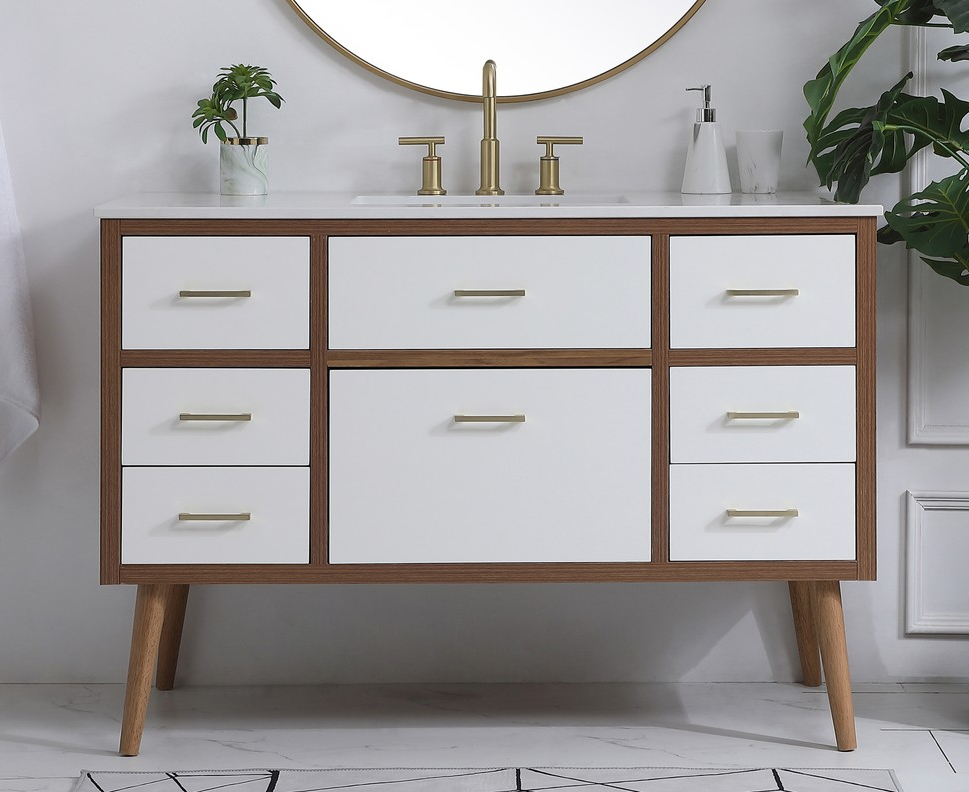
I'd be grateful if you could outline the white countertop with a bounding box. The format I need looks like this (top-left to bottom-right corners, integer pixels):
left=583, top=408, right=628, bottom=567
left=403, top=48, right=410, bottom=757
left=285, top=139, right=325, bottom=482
left=95, top=191, right=883, bottom=219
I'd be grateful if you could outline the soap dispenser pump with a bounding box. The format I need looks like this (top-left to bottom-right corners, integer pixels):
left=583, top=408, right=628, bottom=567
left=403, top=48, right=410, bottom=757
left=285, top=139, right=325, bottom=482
left=681, top=85, right=731, bottom=194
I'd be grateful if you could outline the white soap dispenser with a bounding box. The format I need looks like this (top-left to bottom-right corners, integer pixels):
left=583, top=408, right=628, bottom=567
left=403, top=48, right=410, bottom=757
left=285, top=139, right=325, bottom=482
left=681, top=85, right=731, bottom=194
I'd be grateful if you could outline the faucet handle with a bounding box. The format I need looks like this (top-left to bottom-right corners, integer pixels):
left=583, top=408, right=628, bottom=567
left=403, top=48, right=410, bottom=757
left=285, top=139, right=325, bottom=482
left=399, top=136, right=446, bottom=196
left=535, top=136, right=583, bottom=196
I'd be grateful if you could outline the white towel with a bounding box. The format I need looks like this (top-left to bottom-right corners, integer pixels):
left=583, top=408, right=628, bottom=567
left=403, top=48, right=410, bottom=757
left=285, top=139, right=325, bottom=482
left=0, top=113, right=39, bottom=466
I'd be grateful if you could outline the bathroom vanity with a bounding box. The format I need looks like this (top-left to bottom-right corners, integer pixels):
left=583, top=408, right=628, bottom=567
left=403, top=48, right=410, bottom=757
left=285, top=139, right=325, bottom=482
left=97, top=192, right=879, bottom=755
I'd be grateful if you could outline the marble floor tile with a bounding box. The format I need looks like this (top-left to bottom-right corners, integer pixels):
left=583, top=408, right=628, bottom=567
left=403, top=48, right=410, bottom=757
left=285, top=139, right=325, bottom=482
left=0, top=683, right=966, bottom=792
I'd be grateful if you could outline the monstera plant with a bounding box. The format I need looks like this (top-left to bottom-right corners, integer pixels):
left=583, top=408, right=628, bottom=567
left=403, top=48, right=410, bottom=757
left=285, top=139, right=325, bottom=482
left=804, top=0, right=969, bottom=284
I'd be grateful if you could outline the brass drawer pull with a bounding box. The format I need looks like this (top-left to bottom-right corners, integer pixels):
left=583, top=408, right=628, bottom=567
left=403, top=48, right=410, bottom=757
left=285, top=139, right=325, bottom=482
left=453, top=414, right=526, bottom=423
left=453, top=289, right=526, bottom=297
left=726, top=508, right=799, bottom=518
left=725, top=288, right=799, bottom=297
left=178, top=289, right=252, bottom=298
left=178, top=413, right=252, bottom=422
left=178, top=512, right=251, bottom=521
left=726, top=410, right=800, bottom=420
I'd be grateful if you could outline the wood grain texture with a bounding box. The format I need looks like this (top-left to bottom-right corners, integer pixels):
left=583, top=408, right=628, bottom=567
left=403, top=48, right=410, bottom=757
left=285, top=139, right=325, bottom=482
left=120, top=351, right=310, bottom=367
left=651, top=235, right=670, bottom=563
left=326, top=349, right=651, bottom=368
left=118, top=560, right=861, bottom=585
left=669, top=349, right=856, bottom=366
left=812, top=580, right=857, bottom=751
left=119, top=584, right=171, bottom=756
left=788, top=581, right=821, bottom=687
left=101, top=219, right=122, bottom=585
left=155, top=584, right=189, bottom=691
left=855, top=217, right=877, bottom=580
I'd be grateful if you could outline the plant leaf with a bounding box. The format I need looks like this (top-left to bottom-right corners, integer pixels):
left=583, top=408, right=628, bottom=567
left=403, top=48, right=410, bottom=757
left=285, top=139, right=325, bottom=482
left=939, top=44, right=969, bottom=60
left=879, top=0, right=946, bottom=23
left=804, top=0, right=907, bottom=165
left=883, top=170, right=969, bottom=258
left=883, top=89, right=969, bottom=159
left=922, top=252, right=969, bottom=285
left=933, top=0, right=969, bottom=32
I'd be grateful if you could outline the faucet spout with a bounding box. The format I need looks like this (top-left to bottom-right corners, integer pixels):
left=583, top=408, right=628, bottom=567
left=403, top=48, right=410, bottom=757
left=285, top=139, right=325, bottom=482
left=476, top=59, right=503, bottom=196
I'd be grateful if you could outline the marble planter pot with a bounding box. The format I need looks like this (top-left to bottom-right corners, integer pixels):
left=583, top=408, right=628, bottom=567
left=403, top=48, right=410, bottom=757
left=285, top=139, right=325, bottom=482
left=220, top=137, right=269, bottom=195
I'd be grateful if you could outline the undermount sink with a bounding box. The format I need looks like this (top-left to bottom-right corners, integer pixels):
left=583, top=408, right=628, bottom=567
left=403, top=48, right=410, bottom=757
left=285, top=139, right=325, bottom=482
left=351, top=193, right=630, bottom=207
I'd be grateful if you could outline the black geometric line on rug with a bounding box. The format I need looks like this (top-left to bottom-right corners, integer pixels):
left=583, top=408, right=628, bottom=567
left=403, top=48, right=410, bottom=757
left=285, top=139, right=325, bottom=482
left=779, top=770, right=896, bottom=792
left=526, top=767, right=767, bottom=788
left=166, top=773, right=188, bottom=792
left=91, top=774, right=277, bottom=792
left=286, top=768, right=511, bottom=792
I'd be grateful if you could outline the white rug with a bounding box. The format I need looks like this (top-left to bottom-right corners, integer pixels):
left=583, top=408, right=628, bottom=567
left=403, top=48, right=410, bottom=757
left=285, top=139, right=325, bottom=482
left=71, top=766, right=903, bottom=792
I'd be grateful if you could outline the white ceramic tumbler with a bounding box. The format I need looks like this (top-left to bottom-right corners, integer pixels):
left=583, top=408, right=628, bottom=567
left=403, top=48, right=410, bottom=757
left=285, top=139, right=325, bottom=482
left=736, top=129, right=782, bottom=194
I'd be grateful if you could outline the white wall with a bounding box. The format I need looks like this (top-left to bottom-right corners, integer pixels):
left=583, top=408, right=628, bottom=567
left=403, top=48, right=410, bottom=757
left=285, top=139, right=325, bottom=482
left=0, top=0, right=963, bottom=684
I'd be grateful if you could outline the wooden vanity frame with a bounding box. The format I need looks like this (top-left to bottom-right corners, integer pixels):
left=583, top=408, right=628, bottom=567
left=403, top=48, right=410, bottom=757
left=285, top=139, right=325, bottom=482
left=101, top=215, right=876, bottom=755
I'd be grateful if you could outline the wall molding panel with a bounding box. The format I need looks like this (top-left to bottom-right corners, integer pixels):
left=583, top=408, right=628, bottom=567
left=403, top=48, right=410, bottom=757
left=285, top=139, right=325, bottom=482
left=906, top=491, right=969, bottom=634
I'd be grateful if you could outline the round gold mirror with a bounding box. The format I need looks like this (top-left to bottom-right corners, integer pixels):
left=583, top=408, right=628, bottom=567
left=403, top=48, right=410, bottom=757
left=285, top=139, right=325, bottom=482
left=287, top=1, right=708, bottom=102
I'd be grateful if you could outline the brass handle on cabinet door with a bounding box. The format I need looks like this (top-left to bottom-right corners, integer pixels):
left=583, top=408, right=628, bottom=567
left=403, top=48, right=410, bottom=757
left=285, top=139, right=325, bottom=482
left=453, top=414, right=526, bottom=423
left=725, top=288, right=799, bottom=297
left=178, top=290, right=252, bottom=298
left=453, top=289, right=526, bottom=297
left=726, top=508, right=799, bottom=518
left=179, top=413, right=252, bottom=422
left=726, top=410, right=800, bottom=420
left=178, top=512, right=251, bottom=521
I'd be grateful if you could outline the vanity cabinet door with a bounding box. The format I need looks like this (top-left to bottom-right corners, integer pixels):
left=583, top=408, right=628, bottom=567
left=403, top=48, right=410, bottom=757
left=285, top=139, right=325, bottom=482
left=669, top=235, right=855, bottom=349
left=328, top=368, right=652, bottom=563
left=121, top=236, right=310, bottom=349
left=669, top=463, right=856, bottom=562
left=669, top=365, right=856, bottom=463
left=122, top=368, right=310, bottom=466
left=327, top=236, right=651, bottom=349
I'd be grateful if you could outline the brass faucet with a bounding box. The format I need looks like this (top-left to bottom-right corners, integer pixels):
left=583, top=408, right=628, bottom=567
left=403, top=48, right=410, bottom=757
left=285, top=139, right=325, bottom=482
left=475, top=59, right=503, bottom=196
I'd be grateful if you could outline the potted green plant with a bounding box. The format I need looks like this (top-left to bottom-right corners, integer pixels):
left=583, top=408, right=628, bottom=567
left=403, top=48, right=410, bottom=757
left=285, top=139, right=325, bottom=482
left=192, top=64, right=284, bottom=196
left=803, top=0, right=969, bottom=284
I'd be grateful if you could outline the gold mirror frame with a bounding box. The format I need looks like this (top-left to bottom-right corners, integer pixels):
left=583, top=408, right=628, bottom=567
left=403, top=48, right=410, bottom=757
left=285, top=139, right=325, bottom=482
left=286, top=1, right=709, bottom=103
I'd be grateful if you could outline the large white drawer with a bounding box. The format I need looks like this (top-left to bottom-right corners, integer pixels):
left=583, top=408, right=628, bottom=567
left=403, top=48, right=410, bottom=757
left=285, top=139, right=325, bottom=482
left=669, top=365, right=856, bottom=463
left=669, top=235, right=856, bottom=348
left=669, top=463, right=855, bottom=561
left=327, top=236, right=651, bottom=349
left=121, top=467, right=309, bottom=564
left=121, top=368, right=310, bottom=465
left=328, top=368, right=651, bottom=563
left=122, top=236, right=309, bottom=349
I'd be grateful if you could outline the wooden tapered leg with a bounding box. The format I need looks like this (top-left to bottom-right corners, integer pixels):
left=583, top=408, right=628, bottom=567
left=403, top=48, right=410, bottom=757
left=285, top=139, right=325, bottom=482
left=788, top=581, right=822, bottom=687
left=156, top=585, right=190, bottom=691
left=119, top=584, right=171, bottom=756
left=812, top=580, right=856, bottom=751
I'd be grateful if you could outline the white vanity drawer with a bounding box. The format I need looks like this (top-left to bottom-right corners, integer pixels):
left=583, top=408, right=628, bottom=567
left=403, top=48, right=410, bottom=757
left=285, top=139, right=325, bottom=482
left=669, top=235, right=856, bottom=348
left=669, top=463, right=855, bottom=561
left=327, top=236, right=651, bottom=349
left=122, top=236, right=309, bottom=349
left=121, top=368, right=310, bottom=465
left=121, top=467, right=309, bottom=564
left=669, top=365, right=856, bottom=463
left=328, top=368, right=651, bottom=563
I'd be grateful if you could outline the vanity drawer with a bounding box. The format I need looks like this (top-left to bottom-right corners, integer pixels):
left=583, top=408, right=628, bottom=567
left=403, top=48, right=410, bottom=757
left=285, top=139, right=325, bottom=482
left=669, top=463, right=855, bottom=561
left=669, top=365, right=856, bottom=463
left=121, top=467, right=309, bottom=564
left=327, top=236, right=651, bottom=349
left=121, top=236, right=310, bottom=349
left=328, top=368, right=651, bottom=563
left=121, top=368, right=310, bottom=465
left=669, top=235, right=856, bottom=349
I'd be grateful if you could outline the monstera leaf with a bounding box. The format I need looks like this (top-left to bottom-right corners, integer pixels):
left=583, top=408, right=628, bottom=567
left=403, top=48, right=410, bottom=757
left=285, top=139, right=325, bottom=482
left=804, top=0, right=907, bottom=165
left=939, top=44, right=969, bottom=61
left=812, top=73, right=912, bottom=202
left=881, top=90, right=969, bottom=159
left=933, top=0, right=969, bottom=32
left=883, top=171, right=969, bottom=284
left=876, top=0, right=945, bottom=23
